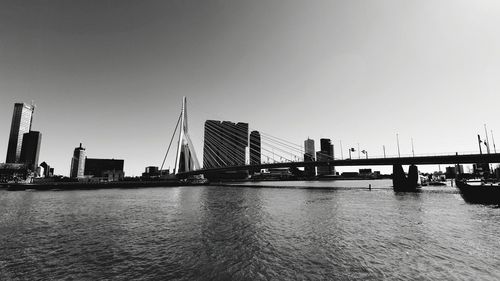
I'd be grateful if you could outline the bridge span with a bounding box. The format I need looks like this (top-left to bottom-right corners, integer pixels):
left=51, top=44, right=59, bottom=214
left=168, top=98, right=499, bottom=191
left=178, top=152, right=500, bottom=177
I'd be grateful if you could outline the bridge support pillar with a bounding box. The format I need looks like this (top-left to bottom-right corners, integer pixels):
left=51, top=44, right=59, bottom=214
left=392, top=164, right=419, bottom=191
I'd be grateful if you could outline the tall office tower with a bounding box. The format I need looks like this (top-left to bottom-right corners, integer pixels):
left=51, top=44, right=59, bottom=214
left=317, top=138, right=335, bottom=176
left=304, top=138, right=315, bottom=160
left=70, top=143, right=86, bottom=178
left=6, top=103, right=35, bottom=163
left=304, top=138, right=316, bottom=177
left=203, top=120, right=249, bottom=168
left=249, top=131, right=261, bottom=173
left=20, top=131, right=42, bottom=172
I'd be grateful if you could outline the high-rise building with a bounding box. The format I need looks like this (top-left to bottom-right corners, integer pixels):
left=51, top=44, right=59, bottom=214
left=6, top=103, right=35, bottom=163
left=249, top=131, right=261, bottom=174
left=19, top=131, right=42, bottom=172
left=304, top=138, right=315, bottom=160
left=203, top=120, right=249, bottom=168
left=304, top=138, right=316, bottom=177
left=249, top=131, right=261, bottom=166
left=317, top=138, right=335, bottom=176
left=70, top=143, right=86, bottom=178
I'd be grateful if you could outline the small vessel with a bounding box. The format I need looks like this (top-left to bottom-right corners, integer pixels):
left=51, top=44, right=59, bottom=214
left=455, top=179, right=500, bottom=204
left=428, top=180, right=447, bottom=186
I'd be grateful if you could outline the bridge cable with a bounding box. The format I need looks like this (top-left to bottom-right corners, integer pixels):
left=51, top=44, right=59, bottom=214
left=160, top=112, right=182, bottom=172
left=204, top=123, right=295, bottom=164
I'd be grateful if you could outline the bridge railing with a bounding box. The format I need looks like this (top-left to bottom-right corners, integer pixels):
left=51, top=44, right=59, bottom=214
left=256, top=151, right=484, bottom=164
left=340, top=150, right=483, bottom=160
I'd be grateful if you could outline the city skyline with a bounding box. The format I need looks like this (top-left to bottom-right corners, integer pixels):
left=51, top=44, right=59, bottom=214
left=1, top=1, right=500, bottom=176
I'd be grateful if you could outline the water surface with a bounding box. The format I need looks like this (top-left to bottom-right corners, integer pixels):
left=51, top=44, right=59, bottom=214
left=1, top=180, right=499, bottom=280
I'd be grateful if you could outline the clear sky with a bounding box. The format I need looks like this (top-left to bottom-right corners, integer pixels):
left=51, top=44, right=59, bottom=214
left=1, top=0, right=500, bottom=176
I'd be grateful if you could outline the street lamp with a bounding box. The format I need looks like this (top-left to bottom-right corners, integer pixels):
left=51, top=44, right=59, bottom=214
left=396, top=133, right=401, bottom=157
left=361, top=150, right=368, bottom=159
left=348, top=148, right=355, bottom=159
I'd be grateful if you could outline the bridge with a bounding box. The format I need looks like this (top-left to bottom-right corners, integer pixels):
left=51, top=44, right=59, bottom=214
left=177, top=153, right=500, bottom=176
left=166, top=98, right=499, bottom=190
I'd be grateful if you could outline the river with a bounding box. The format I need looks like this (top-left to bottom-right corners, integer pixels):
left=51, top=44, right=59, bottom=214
left=1, top=179, right=499, bottom=280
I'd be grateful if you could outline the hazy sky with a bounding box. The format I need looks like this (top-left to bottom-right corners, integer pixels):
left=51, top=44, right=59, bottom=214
left=1, top=0, right=500, bottom=176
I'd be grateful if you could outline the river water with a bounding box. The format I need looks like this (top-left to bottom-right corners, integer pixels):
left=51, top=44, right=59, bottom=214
left=1, top=179, right=499, bottom=280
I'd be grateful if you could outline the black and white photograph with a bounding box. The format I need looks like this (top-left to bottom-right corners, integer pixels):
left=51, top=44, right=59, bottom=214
left=1, top=0, right=500, bottom=280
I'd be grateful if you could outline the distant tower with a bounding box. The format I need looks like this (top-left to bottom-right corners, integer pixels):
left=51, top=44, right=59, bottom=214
left=20, top=131, right=42, bottom=172
left=249, top=131, right=261, bottom=173
left=6, top=103, right=35, bottom=163
left=304, top=138, right=315, bottom=160
left=304, top=138, right=315, bottom=177
left=70, top=143, right=86, bottom=178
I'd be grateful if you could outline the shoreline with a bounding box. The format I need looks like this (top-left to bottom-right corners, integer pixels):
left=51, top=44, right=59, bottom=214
left=0, top=178, right=389, bottom=191
left=0, top=180, right=195, bottom=191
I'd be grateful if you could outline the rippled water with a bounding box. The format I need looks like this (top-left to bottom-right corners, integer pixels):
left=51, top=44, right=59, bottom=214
left=1, top=180, right=500, bottom=280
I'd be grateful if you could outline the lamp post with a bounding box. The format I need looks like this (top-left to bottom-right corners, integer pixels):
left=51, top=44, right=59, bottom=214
left=349, top=148, right=355, bottom=159
left=340, top=140, right=344, bottom=160
left=396, top=133, right=401, bottom=157
left=361, top=150, right=368, bottom=159
left=411, top=138, right=415, bottom=157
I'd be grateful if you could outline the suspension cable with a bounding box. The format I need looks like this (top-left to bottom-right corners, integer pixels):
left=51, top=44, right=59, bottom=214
left=160, top=112, right=182, bottom=172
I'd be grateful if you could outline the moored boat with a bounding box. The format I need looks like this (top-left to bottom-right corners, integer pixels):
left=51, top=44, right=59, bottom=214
left=455, top=179, right=500, bottom=204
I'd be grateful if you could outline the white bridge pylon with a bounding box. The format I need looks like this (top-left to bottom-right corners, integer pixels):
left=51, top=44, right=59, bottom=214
left=174, top=97, right=201, bottom=174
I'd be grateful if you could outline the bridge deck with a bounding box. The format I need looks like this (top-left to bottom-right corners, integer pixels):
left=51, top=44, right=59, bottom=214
left=178, top=153, right=500, bottom=176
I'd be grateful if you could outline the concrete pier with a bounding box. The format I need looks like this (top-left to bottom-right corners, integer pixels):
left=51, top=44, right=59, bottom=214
left=392, top=164, right=419, bottom=191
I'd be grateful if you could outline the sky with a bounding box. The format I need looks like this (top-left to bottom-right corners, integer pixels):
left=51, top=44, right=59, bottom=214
left=1, top=0, right=500, bottom=176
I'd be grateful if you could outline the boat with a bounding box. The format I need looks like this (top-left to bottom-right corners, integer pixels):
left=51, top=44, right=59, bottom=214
left=455, top=179, right=500, bottom=204
left=428, top=180, right=447, bottom=186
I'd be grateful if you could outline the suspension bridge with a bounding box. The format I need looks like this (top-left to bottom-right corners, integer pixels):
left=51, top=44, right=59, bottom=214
left=163, top=98, right=500, bottom=190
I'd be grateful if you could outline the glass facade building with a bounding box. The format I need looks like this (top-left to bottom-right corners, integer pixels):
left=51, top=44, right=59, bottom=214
left=6, top=103, right=34, bottom=163
left=70, top=143, right=86, bottom=178
left=203, top=120, right=249, bottom=169
left=20, top=131, right=42, bottom=172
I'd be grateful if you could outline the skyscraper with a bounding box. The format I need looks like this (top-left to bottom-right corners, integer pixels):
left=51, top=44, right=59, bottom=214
left=20, top=131, right=42, bottom=172
left=304, top=138, right=315, bottom=177
left=70, top=143, right=86, bottom=178
left=249, top=130, right=261, bottom=166
left=304, top=138, right=315, bottom=160
left=6, top=103, right=35, bottom=163
left=203, top=120, right=249, bottom=169
left=317, top=138, right=335, bottom=176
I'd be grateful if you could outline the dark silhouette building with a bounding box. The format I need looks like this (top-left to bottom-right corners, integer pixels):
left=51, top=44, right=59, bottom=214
left=203, top=120, right=249, bottom=180
left=249, top=131, right=261, bottom=172
left=84, top=158, right=124, bottom=181
left=317, top=138, right=335, bottom=176
left=203, top=120, right=249, bottom=168
left=6, top=103, right=35, bottom=163
left=142, top=166, right=167, bottom=179
left=70, top=143, right=86, bottom=178
left=19, top=131, right=42, bottom=172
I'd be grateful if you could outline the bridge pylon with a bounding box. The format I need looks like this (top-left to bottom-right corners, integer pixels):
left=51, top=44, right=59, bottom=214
left=174, top=97, right=201, bottom=175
